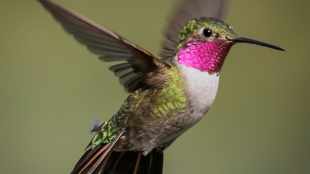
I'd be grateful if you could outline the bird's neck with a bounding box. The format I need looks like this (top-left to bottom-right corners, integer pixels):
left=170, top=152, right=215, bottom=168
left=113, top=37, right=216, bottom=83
left=178, top=40, right=232, bottom=73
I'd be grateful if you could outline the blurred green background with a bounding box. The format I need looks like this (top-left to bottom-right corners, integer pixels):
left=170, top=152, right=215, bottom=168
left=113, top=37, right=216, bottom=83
left=0, top=0, right=309, bottom=173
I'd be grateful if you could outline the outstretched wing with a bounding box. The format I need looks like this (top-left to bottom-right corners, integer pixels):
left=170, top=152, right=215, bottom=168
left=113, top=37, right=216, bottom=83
left=160, top=0, right=231, bottom=61
left=39, top=0, right=170, bottom=92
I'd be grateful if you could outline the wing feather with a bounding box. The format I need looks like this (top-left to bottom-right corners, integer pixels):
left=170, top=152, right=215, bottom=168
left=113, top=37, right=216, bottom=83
left=39, top=0, right=170, bottom=92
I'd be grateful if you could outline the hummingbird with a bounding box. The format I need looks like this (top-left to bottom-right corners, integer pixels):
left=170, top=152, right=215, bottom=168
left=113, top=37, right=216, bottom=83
left=38, top=0, right=284, bottom=174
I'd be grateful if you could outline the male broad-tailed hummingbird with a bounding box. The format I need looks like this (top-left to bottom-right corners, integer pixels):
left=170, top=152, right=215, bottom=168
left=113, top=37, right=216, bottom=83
left=38, top=0, right=284, bottom=173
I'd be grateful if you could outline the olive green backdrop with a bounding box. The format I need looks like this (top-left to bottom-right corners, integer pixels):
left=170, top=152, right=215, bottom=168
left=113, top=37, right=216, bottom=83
left=0, top=0, right=309, bottom=173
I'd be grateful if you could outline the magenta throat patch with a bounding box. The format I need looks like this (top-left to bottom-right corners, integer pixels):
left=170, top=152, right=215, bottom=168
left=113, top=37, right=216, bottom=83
left=178, top=40, right=232, bottom=73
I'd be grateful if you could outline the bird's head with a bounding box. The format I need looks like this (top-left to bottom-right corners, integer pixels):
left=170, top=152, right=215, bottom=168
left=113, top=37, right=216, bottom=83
left=177, top=17, right=284, bottom=73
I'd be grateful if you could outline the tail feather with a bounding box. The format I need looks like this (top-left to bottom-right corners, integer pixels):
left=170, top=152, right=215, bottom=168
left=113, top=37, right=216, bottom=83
left=148, top=151, right=163, bottom=174
left=71, top=129, right=163, bottom=174
left=72, top=144, right=104, bottom=173
left=113, top=152, right=139, bottom=174
left=83, top=143, right=112, bottom=174
left=72, top=149, right=163, bottom=174
left=71, top=130, right=124, bottom=174
left=134, top=152, right=151, bottom=174
left=71, top=143, right=112, bottom=174
left=99, top=152, right=122, bottom=174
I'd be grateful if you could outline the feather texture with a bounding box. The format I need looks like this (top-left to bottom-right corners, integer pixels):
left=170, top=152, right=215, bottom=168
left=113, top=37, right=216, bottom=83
left=38, top=0, right=170, bottom=92
left=70, top=130, right=124, bottom=174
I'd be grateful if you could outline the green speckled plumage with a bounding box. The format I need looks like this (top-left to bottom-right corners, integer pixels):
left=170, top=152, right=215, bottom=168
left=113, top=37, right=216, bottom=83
left=88, top=67, right=187, bottom=150
left=150, top=68, right=187, bottom=117
left=87, top=114, right=126, bottom=151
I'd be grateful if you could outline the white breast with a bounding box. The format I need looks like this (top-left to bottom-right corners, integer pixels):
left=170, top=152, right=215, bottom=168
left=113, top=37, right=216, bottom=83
left=177, top=63, right=220, bottom=121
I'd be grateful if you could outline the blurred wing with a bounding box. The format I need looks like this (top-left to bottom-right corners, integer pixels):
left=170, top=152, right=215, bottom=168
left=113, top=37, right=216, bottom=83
left=160, top=0, right=231, bottom=60
left=39, top=0, right=170, bottom=92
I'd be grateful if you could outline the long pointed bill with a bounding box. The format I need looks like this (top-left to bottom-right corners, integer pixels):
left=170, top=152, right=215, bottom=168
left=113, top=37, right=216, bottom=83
left=234, top=37, right=285, bottom=51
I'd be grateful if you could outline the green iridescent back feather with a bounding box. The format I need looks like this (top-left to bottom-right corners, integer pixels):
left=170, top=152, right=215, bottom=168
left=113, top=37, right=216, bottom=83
left=149, top=67, right=187, bottom=118
left=87, top=67, right=187, bottom=151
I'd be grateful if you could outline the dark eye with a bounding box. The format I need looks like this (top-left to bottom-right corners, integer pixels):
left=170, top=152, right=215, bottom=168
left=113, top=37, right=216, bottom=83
left=203, top=29, right=212, bottom=37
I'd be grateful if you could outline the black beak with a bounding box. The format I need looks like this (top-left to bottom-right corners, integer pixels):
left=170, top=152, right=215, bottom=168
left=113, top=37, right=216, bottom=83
left=233, top=37, right=285, bottom=51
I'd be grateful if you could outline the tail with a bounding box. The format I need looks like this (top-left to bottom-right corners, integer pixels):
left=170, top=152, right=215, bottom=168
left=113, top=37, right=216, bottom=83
left=71, top=131, right=163, bottom=174
left=102, top=150, right=163, bottom=174
left=71, top=147, right=163, bottom=174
